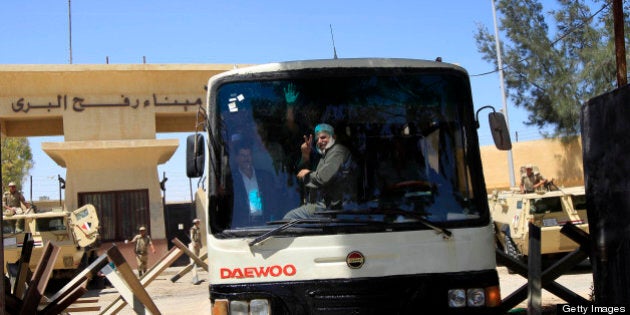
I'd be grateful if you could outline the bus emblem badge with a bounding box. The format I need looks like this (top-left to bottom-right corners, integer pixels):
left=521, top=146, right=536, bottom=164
left=346, top=251, right=365, bottom=269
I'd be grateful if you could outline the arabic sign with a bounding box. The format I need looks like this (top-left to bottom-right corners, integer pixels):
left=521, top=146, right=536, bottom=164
left=11, top=94, right=203, bottom=113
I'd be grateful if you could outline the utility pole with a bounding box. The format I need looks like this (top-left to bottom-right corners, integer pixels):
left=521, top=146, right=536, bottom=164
left=613, top=0, right=627, bottom=87
left=491, top=0, right=516, bottom=188
left=68, top=0, right=73, bottom=64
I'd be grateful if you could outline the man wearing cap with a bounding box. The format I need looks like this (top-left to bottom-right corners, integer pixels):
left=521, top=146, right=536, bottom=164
left=3, top=182, right=30, bottom=214
left=520, top=164, right=547, bottom=193
left=128, top=226, right=156, bottom=277
left=189, top=218, right=202, bottom=283
left=3, top=182, right=31, bottom=232
left=284, top=123, right=354, bottom=219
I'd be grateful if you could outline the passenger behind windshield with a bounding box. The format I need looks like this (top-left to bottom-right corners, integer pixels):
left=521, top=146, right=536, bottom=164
left=230, top=140, right=284, bottom=227
left=283, top=123, right=356, bottom=220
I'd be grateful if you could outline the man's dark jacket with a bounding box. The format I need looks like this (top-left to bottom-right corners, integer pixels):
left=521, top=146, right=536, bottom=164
left=231, top=168, right=279, bottom=227
left=300, top=142, right=354, bottom=210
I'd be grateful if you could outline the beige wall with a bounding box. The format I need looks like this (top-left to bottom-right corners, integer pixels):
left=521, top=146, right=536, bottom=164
left=42, top=139, right=179, bottom=237
left=481, top=136, right=584, bottom=191
left=0, top=64, right=248, bottom=239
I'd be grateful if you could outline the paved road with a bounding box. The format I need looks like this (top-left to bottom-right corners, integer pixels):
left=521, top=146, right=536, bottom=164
left=75, top=267, right=210, bottom=315
left=74, top=265, right=593, bottom=314
left=497, top=265, right=593, bottom=311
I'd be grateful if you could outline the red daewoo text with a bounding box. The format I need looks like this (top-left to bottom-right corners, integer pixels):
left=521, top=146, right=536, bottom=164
left=220, top=264, right=297, bottom=279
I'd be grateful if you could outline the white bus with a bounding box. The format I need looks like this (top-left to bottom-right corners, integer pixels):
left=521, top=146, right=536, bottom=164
left=187, top=58, right=511, bottom=314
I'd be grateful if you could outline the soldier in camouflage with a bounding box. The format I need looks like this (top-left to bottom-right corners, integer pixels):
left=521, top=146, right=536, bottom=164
left=128, top=226, right=156, bottom=277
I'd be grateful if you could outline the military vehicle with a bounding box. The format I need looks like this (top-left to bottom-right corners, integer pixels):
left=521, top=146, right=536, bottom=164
left=489, top=185, right=588, bottom=261
left=2, top=204, right=100, bottom=280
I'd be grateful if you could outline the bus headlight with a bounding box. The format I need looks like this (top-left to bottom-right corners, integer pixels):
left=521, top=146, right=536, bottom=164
left=448, top=286, right=500, bottom=308
left=229, top=301, right=248, bottom=315
left=466, top=288, right=485, bottom=307
left=447, top=289, right=466, bottom=307
left=227, top=299, right=270, bottom=315
left=250, top=299, right=270, bottom=315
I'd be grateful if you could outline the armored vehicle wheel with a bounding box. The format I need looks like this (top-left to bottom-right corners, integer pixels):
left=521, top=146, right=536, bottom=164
left=504, top=234, right=523, bottom=274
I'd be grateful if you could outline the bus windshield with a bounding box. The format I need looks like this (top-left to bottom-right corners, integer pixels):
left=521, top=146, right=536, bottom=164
left=210, top=70, right=488, bottom=235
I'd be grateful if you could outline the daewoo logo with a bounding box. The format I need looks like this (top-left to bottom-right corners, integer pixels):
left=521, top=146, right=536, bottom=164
left=220, top=264, right=297, bottom=279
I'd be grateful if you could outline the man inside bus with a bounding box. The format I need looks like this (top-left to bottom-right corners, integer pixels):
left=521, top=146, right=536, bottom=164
left=283, top=123, right=355, bottom=220
left=231, top=141, right=280, bottom=226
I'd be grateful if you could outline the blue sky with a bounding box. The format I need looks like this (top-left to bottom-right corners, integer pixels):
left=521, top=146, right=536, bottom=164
left=1, top=1, right=554, bottom=201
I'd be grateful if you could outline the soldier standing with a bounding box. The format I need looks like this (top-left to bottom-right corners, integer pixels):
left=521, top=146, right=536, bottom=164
left=520, top=164, right=548, bottom=193
left=128, top=226, right=156, bottom=277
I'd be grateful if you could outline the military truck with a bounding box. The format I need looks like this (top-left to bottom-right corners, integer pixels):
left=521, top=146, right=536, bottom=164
left=2, top=204, right=100, bottom=280
left=489, top=186, right=588, bottom=261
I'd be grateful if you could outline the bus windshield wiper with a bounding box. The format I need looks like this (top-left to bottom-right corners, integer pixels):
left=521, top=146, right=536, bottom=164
left=316, top=209, right=452, bottom=239
left=372, top=209, right=452, bottom=238
left=248, top=218, right=333, bottom=247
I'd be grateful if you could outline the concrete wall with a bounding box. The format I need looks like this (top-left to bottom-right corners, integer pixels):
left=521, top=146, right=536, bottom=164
left=480, top=136, right=584, bottom=191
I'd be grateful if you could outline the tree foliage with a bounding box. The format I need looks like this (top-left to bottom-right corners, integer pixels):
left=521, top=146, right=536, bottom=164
left=475, top=0, right=630, bottom=137
left=1, top=137, right=33, bottom=192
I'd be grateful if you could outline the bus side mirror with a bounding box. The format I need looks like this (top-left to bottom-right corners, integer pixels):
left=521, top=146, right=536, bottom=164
left=488, top=112, right=512, bottom=150
left=186, top=134, right=205, bottom=178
